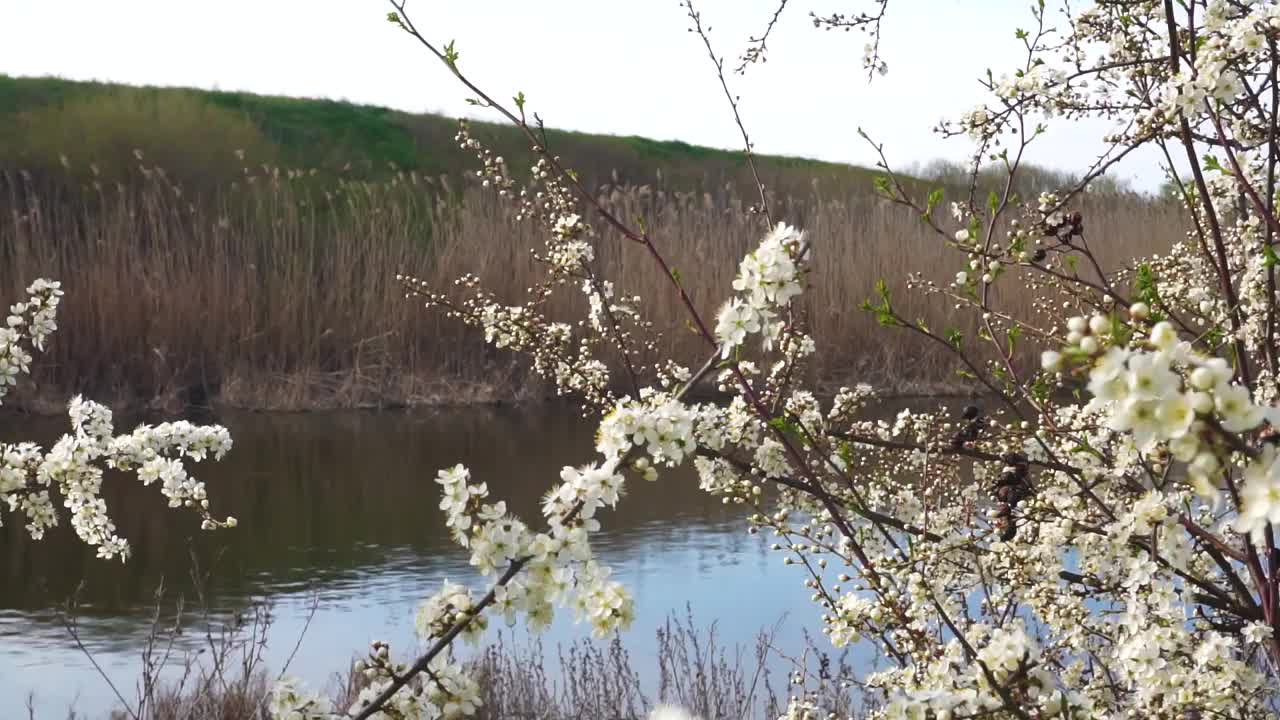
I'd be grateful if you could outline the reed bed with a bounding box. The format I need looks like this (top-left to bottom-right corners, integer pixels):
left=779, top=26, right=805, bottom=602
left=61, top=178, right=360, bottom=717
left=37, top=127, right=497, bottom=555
left=71, top=610, right=858, bottom=720
left=0, top=161, right=1185, bottom=411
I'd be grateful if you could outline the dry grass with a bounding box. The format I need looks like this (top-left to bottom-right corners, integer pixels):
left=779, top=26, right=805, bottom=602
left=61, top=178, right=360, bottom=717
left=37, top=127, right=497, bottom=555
left=467, top=611, right=862, bottom=720
left=0, top=160, right=1185, bottom=411
left=57, top=610, right=858, bottom=720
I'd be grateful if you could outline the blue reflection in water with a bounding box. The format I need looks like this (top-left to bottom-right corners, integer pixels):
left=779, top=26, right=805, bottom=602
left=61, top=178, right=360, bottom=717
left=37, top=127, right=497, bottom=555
left=0, top=407, right=843, bottom=716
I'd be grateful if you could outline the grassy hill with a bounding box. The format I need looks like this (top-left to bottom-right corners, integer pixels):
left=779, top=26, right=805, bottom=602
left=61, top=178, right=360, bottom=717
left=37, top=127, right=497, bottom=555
left=0, top=74, right=883, bottom=200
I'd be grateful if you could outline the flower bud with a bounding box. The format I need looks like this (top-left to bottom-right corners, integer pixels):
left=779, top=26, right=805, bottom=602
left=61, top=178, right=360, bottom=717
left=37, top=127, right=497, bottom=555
left=1169, top=431, right=1199, bottom=462
left=1205, top=357, right=1233, bottom=385
left=1191, top=451, right=1219, bottom=474
left=1189, top=391, right=1214, bottom=414
left=1129, top=302, right=1150, bottom=320
left=1041, top=350, right=1063, bottom=372
left=1190, top=367, right=1216, bottom=391
left=1149, top=321, right=1177, bottom=350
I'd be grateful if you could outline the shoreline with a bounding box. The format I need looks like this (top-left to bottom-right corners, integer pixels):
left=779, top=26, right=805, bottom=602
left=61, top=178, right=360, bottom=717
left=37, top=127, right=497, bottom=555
left=3, top=370, right=982, bottom=417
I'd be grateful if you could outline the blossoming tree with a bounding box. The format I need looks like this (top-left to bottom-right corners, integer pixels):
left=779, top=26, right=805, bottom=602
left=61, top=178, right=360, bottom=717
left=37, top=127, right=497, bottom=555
left=0, top=279, right=235, bottom=561
left=278, top=0, right=1280, bottom=717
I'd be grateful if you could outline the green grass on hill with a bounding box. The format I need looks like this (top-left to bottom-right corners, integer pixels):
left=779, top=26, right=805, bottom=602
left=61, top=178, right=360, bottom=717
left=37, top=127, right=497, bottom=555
left=0, top=74, right=883, bottom=199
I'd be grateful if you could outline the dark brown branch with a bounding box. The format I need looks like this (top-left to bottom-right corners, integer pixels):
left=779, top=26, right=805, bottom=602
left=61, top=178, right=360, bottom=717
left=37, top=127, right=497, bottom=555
left=683, top=0, right=773, bottom=225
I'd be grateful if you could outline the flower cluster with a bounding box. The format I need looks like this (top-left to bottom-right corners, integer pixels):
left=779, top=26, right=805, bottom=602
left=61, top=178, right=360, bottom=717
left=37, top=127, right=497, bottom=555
left=1, top=279, right=62, bottom=400
left=1146, top=4, right=1280, bottom=127
left=715, top=222, right=806, bottom=358
left=269, top=677, right=334, bottom=720
left=596, top=393, right=698, bottom=467
left=1045, top=308, right=1280, bottom=517
left=400, top=125, right=663, bottom=413
left=348, top=646, right=483, bottom=720
left=1, top=280, right=234, bottom=561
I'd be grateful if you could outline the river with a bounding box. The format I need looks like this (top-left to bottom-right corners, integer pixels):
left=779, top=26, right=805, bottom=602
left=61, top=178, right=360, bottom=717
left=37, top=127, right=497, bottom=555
left=0, top=406, right=863, bottom=717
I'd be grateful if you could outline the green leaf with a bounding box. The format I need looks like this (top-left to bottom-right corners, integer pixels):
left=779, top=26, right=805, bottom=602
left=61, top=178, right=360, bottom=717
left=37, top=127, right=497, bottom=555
left=862, top=278, right=902, bottom=327
left=769, top=417, right=802, bottom=437
left=1030, top=374, right=1051, bottom=403
left=1135, top=263, right=1157, bottom=299
left=924, top=188, right=945, bottom=218
left=386, top=11, right=402, bottom=24
left=873, top=175, right=893, bottom=198
left=513, top=91, right=527, bottom=111
left=1068, top=437, right=1106, bottom=462
left=946, top=328, right=964, bottom=349
left=443, top=40, right=460, bottom=69
left=1205, top=327, right=1224, bottom=349
left=1265, top=243, right=1279, bottom=269
left=1202, top=153, right=1225, bottom=174
left=837, top=442, right=854, bottom=468
left=1110, top=313, right=1133, bottom=346
left=1133, top=263, right=1165, bottom=321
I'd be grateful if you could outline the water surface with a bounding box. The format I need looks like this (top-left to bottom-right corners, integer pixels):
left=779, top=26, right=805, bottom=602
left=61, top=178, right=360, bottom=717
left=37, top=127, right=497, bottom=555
left=1, top=406, right=834, bottom=716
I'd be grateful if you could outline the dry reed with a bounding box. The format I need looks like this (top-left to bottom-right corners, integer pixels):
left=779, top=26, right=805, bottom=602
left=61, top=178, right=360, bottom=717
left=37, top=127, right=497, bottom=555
left=49, top=596, right=853, bottom=720
left=0, top=160, right=1185, bottom=411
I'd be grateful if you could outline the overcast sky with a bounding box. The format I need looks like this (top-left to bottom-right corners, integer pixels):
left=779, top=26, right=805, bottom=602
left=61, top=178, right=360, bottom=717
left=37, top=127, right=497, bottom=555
left=2, top=0, right=1169, bottom=191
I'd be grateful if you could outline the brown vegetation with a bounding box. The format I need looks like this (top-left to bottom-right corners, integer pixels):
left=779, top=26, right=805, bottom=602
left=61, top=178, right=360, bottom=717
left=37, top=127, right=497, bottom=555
left=1, top=157, right=1184, bottom=411
left=52, top=600, right=854, bottom=720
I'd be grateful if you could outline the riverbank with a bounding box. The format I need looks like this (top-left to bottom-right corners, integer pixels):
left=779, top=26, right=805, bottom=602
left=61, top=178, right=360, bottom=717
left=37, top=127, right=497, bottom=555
left=3, top=170, right=1179, bottom=413
left=1, top=79, right=1185, bottom=412
left=3, top=366, right=980, bottom=416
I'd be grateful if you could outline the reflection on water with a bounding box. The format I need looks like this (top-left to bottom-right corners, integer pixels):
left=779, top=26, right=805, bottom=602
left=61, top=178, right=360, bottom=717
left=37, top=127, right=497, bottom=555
left=0, top=406, right=828, bottom=716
